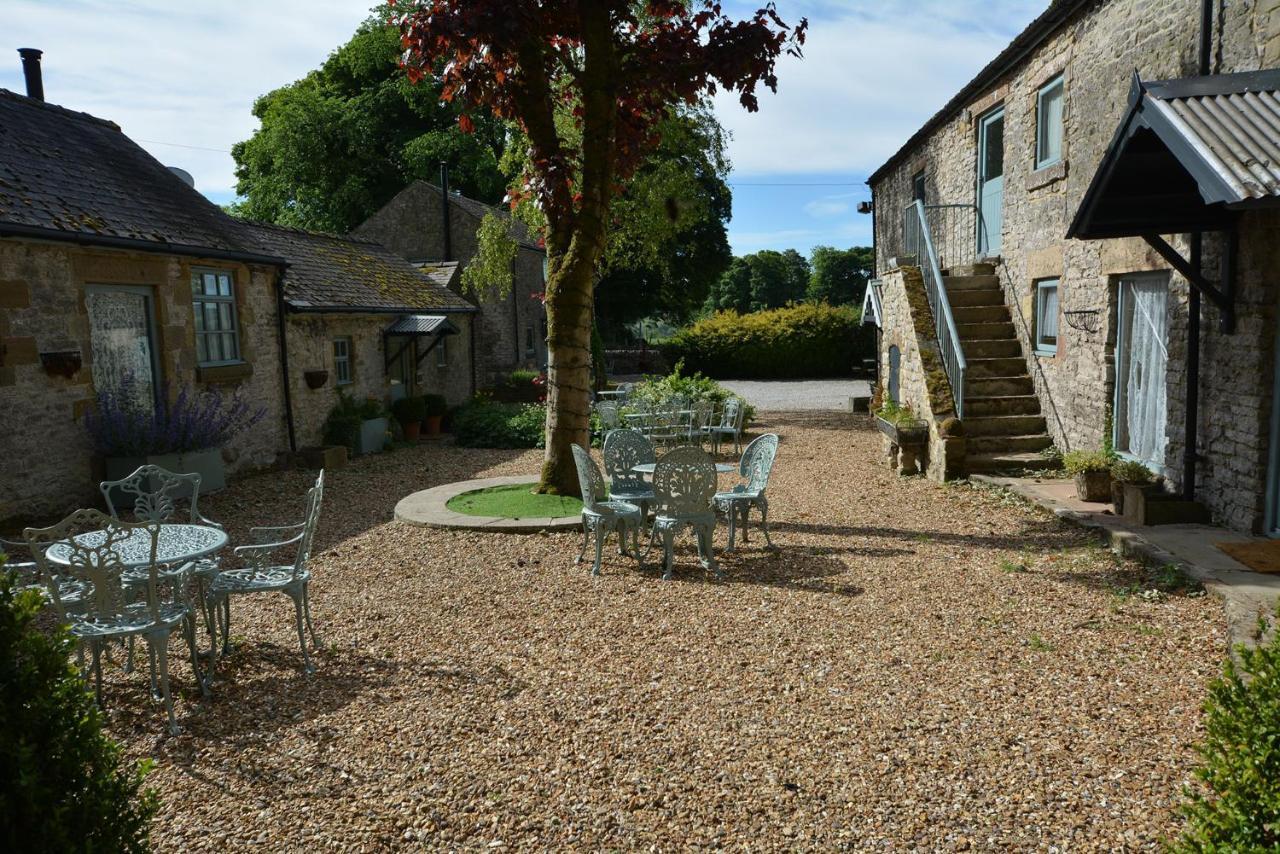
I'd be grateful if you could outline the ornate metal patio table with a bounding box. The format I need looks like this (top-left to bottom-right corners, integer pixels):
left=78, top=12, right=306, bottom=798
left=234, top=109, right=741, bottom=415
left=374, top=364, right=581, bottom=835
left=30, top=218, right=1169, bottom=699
left=631, top=463, right=735, bottom=475
left=45, top=523, right=228, bottom=568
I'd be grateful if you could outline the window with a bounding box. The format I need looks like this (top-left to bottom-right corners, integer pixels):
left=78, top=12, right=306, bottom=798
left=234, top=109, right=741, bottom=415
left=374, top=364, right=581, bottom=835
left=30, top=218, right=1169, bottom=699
left=1035, top=76, right=1064, bottom=169
left=1034, top=279, right=1060, bottom=355
left=525, top=325, right=536, bottom=357
left=436, top=335, right=448, bottom=367
left=911, top=170, right=926, bottom=204
left=191, top=269, right=241, bottom=366
left=333, top=337, right=353, bottom=385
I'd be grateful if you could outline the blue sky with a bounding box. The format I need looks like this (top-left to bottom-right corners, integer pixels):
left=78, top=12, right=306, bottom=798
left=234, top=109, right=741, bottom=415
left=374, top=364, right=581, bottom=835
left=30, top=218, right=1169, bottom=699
left=1, top=0, right=1045, bottom=257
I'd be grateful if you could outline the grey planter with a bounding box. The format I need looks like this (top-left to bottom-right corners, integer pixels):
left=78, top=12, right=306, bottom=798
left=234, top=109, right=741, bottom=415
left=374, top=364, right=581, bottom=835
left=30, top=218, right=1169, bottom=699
left=874, top=415, right=928, bottom=446
left=356, top=417, right=389, bottom=455
left=104, top=448, right=226, bottom=504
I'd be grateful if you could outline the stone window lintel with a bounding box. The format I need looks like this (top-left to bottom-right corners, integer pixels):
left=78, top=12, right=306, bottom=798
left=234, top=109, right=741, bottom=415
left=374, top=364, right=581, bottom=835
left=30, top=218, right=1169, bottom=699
left=1026, top=159, right=1068, bottom=191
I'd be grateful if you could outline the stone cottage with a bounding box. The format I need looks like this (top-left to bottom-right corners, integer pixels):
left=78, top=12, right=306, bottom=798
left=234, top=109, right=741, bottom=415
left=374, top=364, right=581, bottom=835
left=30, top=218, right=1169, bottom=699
left=354, top=179, right=549, bottom=384
left=867, top=0, right=1280, bottom=534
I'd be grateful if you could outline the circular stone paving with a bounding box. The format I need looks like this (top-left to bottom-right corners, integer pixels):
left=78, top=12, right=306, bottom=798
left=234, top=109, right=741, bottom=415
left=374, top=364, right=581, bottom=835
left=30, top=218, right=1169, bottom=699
left=394, top=475, right=583, bottom=533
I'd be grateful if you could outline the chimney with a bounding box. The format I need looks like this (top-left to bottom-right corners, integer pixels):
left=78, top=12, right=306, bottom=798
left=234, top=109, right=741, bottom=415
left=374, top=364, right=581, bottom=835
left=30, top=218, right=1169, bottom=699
left=18, top=48, right=43, bottom=101
left=440, top=161, right=453, bottom=262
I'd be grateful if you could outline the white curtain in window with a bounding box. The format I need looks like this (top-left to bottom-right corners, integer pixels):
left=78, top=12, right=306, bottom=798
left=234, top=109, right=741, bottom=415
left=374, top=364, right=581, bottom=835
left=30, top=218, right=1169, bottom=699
left=1120, top=279, right=1169, bottom=468
left=1039, top=82, right=1063, bottom=165
left=1038, top=283, right=1059, bottom=347
left=86, top=290, right=155, bottom=413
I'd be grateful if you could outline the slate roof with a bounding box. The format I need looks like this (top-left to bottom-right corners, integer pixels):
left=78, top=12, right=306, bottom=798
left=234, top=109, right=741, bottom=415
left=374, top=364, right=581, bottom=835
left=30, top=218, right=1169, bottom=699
left=0, top=88, right=279, bottom=262
left=237, top=221, right=475, bottom=314
left=410, top=181, right=542, bottom=251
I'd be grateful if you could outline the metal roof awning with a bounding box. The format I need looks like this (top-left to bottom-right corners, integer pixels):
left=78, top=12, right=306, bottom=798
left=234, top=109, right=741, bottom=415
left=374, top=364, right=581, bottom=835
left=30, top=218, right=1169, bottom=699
left=384, top=315, right=459, bottom=336
left=1068, top=69, right=1280, bottom=242
left=861, top=279, right=883, bottom=328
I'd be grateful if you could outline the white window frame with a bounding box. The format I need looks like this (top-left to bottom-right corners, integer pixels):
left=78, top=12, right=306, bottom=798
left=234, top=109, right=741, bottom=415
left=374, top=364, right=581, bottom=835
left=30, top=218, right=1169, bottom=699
left=191, top=268, right=241, bottom=367
left=436, top=335, right=448, bottom=368
left=1034, top=278, right=1060, bottom=356
left=1035, top=75, right=1064, bottom=169
left=333, top=337, right=353, bottom=385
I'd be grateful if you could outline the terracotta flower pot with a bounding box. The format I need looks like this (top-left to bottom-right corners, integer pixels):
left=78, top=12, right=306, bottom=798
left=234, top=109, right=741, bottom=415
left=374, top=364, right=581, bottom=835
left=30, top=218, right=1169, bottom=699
left=401, top=420, right=421, bottom=442
left=424, top=415, right=444, bottom=436
left=1074, top=470, right=1111, bottom=503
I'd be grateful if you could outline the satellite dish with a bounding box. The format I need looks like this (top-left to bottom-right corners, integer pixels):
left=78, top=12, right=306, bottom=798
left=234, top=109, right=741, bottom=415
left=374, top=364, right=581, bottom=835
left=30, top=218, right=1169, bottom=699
left=167, top=166, right=195, bottom=188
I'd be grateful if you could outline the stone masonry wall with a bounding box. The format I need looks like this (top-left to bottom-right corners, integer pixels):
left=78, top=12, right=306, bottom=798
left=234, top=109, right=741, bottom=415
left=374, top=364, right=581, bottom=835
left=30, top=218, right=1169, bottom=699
left=871, top=0, right=1280, bottom=532
left=0, top=239, right=288, bottom=523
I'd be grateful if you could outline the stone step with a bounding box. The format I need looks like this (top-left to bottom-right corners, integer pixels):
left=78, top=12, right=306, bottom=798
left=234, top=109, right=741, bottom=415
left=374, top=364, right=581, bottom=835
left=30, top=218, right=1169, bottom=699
left=967, top=357, right=1032, bottom=379
left=967, top=376, right=1035, bottom=397
left=942, top=274, right=1001, bottom=291
left=946, top=288, right=1006, bottom=307
left=951, top=304, right=1011, bottom=324
left=946, top=262, right=997, bottom=277
left=963, top=395, right=1042, bottom=417
left=963, top=415, right=1048, bottom=437
left=967, top=451, right=1062, bottom=473
left=968, top=433, right=1054, bottom=454
left=964, top=339, right=1023, bottom=358
left=957, top=321, right=1016, bottom=340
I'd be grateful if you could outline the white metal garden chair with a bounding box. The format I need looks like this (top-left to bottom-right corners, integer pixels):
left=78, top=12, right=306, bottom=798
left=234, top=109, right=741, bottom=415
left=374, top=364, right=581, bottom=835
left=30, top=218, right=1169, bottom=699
left=206, top=471, right=324, bottom=676
left=648, top=446, right=719, bottom=580
left=704, top=397, right=746, bottom=455
left=571, top=444, right=643, bottom=576
left=594, top=400, right=621, bottom=431
left=25, top=509, right=200, bottom=735
left=714, top=433, right=779, bottom=551
left=0, top=535, right=90, bottom=612
left=602, top=429, right=656, bottom=519
left=687, top=400, right=717, bottom=446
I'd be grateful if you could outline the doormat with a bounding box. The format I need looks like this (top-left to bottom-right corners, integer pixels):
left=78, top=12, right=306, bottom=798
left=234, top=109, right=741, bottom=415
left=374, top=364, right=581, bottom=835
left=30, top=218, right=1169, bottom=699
left=1216, top=540, right=1280, bottom=574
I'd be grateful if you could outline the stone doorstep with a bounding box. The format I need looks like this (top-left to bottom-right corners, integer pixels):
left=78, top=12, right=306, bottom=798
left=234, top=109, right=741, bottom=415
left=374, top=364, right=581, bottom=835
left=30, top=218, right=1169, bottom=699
left=971, top=474, right=1280, bottom=650
left=394, top=474, right=581, bottom=533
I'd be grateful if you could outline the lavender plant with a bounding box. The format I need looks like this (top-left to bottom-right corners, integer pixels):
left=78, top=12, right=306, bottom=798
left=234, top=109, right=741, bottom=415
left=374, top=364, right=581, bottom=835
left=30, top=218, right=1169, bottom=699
left=84, top=375, right=265, bottom=457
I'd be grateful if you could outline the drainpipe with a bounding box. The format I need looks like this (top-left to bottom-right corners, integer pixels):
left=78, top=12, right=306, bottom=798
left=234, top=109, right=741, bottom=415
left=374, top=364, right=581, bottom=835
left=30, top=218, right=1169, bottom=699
left=275, top=273, right=298, bottom=454
left=440, top=162, right=453, bottom=263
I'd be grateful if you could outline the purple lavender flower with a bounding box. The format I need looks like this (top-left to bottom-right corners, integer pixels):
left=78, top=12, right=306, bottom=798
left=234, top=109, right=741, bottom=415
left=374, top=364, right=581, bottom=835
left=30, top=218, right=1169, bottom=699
left=84, top=376, right=266, bottom=456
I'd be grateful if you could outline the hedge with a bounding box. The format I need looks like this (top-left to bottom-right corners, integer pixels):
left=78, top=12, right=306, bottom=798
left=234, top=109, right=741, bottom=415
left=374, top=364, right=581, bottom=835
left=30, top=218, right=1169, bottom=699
left=661, top=302, right=872, bottom=379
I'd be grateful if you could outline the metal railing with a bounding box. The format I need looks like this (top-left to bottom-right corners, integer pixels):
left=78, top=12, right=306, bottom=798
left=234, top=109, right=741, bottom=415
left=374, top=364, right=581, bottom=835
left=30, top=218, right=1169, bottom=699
left=902, top=200, right=967, bottom=418
left=900, top=203, right=984, bottom=273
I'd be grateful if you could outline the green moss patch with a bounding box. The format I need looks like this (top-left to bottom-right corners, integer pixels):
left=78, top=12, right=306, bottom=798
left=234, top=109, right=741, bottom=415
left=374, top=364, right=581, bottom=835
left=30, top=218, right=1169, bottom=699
left=445, top=483, right=582, bottom=519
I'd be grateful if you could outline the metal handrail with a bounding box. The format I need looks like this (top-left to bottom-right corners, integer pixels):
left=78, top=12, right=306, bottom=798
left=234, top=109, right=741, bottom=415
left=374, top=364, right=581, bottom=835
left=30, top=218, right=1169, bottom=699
left=903, top=200, right=967, bottom=418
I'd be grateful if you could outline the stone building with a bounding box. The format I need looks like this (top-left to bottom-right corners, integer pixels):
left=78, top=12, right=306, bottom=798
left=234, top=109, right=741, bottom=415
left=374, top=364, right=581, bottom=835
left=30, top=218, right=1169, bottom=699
left=867, top=0, right=1280, bottom=534
left=354, top=180, right=549, bottom=384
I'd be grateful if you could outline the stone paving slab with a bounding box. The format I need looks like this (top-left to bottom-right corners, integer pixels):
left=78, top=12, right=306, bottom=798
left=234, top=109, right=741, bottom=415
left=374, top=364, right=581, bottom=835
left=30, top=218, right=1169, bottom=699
left=394, top=475, right=581, bottom=534
left=974, top=474, right=1280, bottom=647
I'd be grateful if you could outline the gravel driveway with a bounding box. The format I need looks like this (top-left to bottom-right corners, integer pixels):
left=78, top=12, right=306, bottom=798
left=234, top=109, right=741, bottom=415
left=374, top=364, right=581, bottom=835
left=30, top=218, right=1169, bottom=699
left=717, top=378, right=870, bottom=411
left=111, top=413, right=1222, bottom=850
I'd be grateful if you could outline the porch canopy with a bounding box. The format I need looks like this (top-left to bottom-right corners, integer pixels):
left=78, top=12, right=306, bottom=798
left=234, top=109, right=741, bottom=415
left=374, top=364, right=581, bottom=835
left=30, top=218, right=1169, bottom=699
left=384, top=314, right=459, bottom=369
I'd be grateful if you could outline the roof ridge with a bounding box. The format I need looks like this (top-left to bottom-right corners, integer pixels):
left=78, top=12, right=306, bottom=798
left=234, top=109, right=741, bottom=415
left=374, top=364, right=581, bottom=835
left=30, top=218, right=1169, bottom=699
left=0, top=87, right=121, bottom=130
left=238, top=218, right=386, bottom=246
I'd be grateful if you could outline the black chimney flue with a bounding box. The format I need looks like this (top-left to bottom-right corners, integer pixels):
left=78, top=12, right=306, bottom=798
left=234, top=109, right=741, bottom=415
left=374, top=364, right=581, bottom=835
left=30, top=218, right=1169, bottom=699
left=18, top=48, right=43, bottom=101
left=439, top=161, right=453, bottom=262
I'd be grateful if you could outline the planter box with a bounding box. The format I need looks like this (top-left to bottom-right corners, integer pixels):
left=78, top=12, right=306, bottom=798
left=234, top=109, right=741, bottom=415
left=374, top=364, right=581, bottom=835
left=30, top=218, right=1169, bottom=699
left=300, top=445, right=348, bottom=471
left=1122, top=483, right=1210, bottom=526
left=874, top=415, right=928, bottom=446
left=355, top=417, right=389, bottom=455
left=875, top=415, right=928, bottom=476
left=104, top=448, right=225, bottom=504
left=1073, top=470, right=1111, bottom=503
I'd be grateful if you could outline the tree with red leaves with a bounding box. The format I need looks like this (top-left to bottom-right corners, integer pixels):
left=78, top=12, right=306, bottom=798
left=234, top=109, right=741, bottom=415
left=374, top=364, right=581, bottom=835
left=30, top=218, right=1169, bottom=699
left=393, top=0, right=806, bottom=495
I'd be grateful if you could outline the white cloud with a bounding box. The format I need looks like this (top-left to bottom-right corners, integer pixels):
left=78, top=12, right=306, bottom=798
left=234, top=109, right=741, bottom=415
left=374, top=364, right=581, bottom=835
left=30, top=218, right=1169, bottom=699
left=0, top=0, right=374, bottom=198
left=803, top=199, right=851, bottom=218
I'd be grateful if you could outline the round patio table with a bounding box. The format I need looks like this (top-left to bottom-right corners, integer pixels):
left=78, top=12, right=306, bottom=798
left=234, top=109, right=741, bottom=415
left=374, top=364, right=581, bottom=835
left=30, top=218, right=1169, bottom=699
left=632, top=462, right=736, bottom=475
left=45, top=523, right=228, bottom=568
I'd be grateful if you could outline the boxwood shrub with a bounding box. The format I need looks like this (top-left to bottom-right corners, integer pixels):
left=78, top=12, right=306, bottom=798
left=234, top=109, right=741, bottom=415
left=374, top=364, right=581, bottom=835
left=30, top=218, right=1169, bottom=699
left=452, top=401, right=546, bottom=449
left=661, top=302, right=871, bottom=378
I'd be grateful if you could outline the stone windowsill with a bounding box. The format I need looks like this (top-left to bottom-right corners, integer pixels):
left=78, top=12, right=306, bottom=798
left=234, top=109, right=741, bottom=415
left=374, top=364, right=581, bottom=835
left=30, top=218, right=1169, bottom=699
left=1026, top=159, right=1067, bottom=191
left=196, top=361, right=254, bottom=384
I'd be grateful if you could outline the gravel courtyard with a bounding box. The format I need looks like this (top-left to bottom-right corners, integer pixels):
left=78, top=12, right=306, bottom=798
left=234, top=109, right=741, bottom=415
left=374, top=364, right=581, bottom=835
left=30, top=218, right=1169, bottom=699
left=108, top=412, right=1223, bottom=850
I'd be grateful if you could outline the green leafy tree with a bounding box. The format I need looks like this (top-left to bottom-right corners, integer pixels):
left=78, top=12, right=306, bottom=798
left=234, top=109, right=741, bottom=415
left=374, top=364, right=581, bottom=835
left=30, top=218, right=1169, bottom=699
left=706, top=256, right=753, bottom=314
left=0, top=563, right=157, bottom=851
left=229, top=15, right=507, bottom=233
left=807, top=245, right=874, bottom=305
left=706, top=249, right=809, bottom=313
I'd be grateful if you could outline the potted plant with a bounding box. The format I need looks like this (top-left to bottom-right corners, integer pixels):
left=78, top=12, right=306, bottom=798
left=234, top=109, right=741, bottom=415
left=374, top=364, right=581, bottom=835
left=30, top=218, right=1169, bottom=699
left=1110, top=459, right=1152, bottom=514
left=391, top=396, right=427, bottom=442
left=324, top=393, right=388, bottom=456
left=873, top=400, right=928, bottom=444
left=85, top=377, right=265, bottom=497
left=1063, top=450, right=1113, bottom=502
left=422, top=394, right=448, bottom=436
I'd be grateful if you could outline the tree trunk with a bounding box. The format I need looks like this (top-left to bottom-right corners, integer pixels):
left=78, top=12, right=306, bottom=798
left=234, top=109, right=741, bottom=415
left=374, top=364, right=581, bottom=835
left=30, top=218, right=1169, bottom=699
left=537, top=251, right=598, bottom=495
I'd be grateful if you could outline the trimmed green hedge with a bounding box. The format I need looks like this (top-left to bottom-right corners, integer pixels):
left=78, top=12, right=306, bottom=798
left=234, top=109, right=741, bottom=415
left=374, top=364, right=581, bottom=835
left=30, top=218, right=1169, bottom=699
left=661, top=302, right=871, bottom=378
left=452, top=401, right=546, bottom=449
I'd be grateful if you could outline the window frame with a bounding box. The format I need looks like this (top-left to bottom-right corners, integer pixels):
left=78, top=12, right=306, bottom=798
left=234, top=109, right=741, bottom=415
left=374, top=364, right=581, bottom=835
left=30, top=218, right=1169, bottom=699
left=1034, top=278, right=1060, bottom=356
left=191, top=268, right=242, bottom=367
left=436, top=334, right=448, bottom=368
left=525, top=325, right=536, bottom=358
left=333, top=337, right=353, bottom=386
left=911, top=170, right=926, bottom=204
left=1035, top=75, right=1065, bottom=170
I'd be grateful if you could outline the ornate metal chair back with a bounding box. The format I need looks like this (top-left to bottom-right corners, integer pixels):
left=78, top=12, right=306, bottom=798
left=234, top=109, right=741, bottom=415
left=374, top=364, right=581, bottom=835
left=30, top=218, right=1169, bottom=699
left=100, top=464, right=204, bottom=524
left=718, top=397, right=742, bottom=429
left=740, top=433, right=780, bottom=493
left=691, top=400, right=716, bottom=430
left=293, top=471, right=325, bottom=580
left=653, top=446, right=717, bottom=517
left=602, top=429, right=654, bottom=494
left=595, top=400, right=621, bottom=430
left=571, top=444, right=606, bottom=513
left=25, top=509, right=160, bottom=623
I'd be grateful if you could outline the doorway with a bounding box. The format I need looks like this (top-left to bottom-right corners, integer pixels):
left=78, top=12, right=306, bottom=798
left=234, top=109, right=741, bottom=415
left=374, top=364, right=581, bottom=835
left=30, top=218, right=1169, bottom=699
left=84, top=285, right=160, bottom=413
left=977, top=107, right=1004, bottom=257
left=1114, top=273, right=1170, bottom=473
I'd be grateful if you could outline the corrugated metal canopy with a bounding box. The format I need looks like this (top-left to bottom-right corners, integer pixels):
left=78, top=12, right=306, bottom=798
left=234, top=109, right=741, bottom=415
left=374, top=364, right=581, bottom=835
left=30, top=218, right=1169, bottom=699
left=1069, top=69, right=1280, bottom=241
left=384, top=315, right=459, bottom=336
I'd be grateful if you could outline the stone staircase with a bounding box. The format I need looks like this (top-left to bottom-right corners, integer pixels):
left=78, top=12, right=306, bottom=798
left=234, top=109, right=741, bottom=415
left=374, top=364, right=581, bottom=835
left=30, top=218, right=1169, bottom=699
left=944, top=263, right=1059, bottom=473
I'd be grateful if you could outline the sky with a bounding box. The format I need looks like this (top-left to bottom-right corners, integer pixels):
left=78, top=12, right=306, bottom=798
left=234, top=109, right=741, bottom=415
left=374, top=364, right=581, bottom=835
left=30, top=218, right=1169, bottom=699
left=0, top=0, right=1046, bottom=258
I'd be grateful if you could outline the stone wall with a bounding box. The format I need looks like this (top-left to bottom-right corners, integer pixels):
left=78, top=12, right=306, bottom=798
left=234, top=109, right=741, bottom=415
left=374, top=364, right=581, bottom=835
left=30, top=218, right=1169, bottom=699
left=353, top=182, right=548, bottom=384
left=284, top=311, right=475, bottom=448
left=870, top=0, right=1280, bottom=532
left=0, top=238, right=288, bottom=523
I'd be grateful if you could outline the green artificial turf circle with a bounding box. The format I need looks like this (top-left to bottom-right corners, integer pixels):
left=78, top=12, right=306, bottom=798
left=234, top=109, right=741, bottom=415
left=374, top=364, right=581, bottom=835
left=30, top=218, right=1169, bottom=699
left=445, top=482, right=583, bottom=519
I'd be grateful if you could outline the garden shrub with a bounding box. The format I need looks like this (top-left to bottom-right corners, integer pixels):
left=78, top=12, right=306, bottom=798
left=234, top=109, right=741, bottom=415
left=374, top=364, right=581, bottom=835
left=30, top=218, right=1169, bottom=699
left=1173, top=611, right=1280, bottom=850
left=321, top=391, right=384, bottom=450
left=489, top=370, right=545, bottom=403
left=390, top=396, right=426, bottom=424
left=422, top=394, right=449, bottom=417
left=625, top=363, right=755, bottom=424
left=1063, top=450, right=1112, bottom=475
left=0, top=561, right=158, bottom=851
left=661, top=302, right=870, bottom=379
left=452, top=400, right=547, bottom=448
